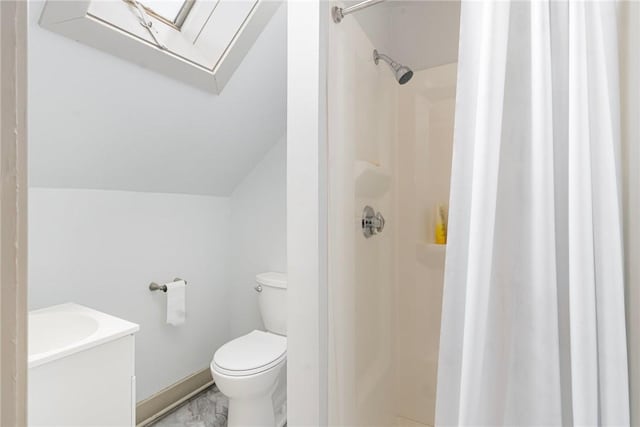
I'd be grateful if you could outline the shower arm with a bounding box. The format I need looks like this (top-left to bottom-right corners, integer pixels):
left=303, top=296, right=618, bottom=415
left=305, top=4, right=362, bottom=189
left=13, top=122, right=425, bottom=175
left=332, top=0, right=386, bottom=23
left=374, top=51, right=398, bottom=68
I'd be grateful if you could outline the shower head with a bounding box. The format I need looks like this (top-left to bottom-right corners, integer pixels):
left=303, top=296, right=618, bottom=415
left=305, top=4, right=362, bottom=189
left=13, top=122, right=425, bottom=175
left=373, top=49, right=413, bottom=85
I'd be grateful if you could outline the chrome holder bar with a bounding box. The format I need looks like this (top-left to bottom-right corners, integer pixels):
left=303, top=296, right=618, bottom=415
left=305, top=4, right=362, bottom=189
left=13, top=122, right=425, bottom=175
left=332, top=0, right=385, bottom=23
left=149, top=278, right=187, bottom=293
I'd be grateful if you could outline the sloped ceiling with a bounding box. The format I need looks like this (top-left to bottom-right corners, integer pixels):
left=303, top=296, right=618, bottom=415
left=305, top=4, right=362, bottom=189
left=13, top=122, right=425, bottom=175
left=353, top=0, right=460, bottom=72
left=29, top=2, right=287, bottom=196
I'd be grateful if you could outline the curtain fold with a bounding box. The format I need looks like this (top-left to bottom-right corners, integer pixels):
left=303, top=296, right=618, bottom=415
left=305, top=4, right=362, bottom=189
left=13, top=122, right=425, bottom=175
left=436, top=1, right=630, bottom=425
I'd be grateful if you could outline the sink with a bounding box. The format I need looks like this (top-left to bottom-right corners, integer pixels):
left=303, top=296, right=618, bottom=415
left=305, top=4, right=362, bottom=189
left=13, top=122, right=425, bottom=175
left=28, top=303, right=139, bottom=368
left=29, top=311, right=99, bottom=356
left=28, top=303, right=140, bottom=426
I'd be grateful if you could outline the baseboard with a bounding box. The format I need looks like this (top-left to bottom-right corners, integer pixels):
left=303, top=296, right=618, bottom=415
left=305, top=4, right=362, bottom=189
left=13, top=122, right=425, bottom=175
left=136, top=368, right=214, bottom=426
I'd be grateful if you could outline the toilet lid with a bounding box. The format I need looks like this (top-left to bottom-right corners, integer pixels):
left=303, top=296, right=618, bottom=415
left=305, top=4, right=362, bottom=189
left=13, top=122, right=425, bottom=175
left=213, top=330, right=286, bottom=376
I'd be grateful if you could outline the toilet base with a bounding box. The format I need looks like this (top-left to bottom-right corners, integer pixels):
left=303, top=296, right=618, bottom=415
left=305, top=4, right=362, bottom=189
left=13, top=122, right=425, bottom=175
left=225, top=374, right=286, bottom=427
left=227, top=395, right=276, bottom=427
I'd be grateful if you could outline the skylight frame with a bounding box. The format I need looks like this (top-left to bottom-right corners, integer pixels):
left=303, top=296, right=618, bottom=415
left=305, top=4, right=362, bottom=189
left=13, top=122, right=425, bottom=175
left=38, top=0, right=280, bottom=94
left=140, top=0, right=196, bottom=30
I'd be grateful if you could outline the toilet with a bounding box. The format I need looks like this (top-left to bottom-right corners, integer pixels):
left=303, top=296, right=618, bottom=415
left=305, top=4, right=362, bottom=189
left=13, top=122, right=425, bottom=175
left=211, top=272, right=287, bottom=427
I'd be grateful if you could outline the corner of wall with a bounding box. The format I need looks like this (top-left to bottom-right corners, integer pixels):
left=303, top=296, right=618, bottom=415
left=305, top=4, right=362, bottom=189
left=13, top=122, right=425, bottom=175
left=227, top=135, right=287, bottom=338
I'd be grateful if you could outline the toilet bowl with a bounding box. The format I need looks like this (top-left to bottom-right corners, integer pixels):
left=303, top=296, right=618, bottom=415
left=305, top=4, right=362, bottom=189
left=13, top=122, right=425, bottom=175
left=211, top=330, right=286, bottom=426
left=211, top=272, right=287, bottom=427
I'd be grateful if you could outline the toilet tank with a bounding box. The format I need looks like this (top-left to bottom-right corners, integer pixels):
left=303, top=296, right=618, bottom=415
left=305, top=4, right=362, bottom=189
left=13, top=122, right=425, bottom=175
left=256, top=272, right=287, bottom=336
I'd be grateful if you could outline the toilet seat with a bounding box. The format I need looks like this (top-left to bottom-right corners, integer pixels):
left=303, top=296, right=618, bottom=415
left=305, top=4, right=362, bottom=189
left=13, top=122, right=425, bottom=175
left=213, top=330, right=286, bottom=377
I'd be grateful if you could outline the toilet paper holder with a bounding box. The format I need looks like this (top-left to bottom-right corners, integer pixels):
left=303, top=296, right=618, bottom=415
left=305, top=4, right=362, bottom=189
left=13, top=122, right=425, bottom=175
left=149, top=278, right=187, bottom=293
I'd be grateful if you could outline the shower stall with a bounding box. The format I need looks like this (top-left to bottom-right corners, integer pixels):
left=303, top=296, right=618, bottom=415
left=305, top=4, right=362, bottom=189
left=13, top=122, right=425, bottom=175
left=286, top=0, right=640, bottom=424
left=313, top=1, right=640, bottom=426
left=326, top=2, right=459, bottom=425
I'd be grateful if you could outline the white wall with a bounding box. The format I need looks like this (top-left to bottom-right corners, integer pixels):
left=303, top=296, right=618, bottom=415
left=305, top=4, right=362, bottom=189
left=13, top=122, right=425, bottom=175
left=28, top=0, right=289, bottom=403
left=28, top=188, right=231, bottom=401
left=229, top=137, right=287, bottom=338
left=287, top=1, right=329, bottom=424
left=28, top=2, right=286, bottom=196
left=327, top=10, right=396, bottom=426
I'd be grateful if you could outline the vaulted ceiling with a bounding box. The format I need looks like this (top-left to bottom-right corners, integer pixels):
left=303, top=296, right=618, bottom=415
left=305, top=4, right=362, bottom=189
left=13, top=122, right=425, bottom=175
left=29, top=2, right=287, bottom=196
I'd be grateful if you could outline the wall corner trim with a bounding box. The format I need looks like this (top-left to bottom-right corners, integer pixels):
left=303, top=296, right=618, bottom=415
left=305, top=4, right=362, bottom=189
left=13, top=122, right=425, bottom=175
left=0, top=0, right=29, bottom=425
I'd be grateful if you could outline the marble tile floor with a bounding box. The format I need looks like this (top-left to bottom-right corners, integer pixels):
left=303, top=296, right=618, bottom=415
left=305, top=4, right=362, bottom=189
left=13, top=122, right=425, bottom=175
left=149, top=385, right=228, bottom=427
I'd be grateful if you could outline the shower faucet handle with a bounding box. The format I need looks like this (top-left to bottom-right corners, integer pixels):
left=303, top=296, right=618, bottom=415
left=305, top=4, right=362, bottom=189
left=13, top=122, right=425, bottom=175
left=362, top=205, right=385, bottom=238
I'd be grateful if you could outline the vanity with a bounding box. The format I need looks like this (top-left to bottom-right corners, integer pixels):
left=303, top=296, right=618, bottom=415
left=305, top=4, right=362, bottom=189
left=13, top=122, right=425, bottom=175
left=28, top=303, right=139, bottom=426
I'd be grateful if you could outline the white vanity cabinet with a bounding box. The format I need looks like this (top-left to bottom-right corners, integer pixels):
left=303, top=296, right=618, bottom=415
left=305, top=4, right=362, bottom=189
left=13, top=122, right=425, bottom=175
left=28, top=304, right=139, bottom=427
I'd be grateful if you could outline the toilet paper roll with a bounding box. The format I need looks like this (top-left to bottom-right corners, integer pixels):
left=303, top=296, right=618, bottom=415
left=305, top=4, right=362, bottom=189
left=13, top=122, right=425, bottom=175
left=166, top=280, right=186, bottom=326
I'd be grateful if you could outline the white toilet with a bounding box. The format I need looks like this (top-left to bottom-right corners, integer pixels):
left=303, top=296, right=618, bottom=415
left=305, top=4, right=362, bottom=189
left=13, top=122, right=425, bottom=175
left=211, top=272, right=287, bottom=427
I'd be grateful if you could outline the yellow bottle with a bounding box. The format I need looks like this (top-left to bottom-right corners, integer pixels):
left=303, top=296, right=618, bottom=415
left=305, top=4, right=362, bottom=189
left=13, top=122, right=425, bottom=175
left=435, top=204, right=447, bottom=245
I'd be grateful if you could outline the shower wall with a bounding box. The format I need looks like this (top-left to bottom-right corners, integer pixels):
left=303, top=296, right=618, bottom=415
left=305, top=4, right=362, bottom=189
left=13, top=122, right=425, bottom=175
left=328, top=11, right=397, bottom=427
left=395, top=63, right=456, bottom=426
left=327, top=5, right=457, bottom=427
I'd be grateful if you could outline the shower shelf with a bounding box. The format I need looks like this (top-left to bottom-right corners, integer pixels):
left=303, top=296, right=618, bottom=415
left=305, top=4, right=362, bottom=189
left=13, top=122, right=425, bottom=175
left=354, top=160, right=391, bottom=198
left=416, top=241, right=446, bottom=269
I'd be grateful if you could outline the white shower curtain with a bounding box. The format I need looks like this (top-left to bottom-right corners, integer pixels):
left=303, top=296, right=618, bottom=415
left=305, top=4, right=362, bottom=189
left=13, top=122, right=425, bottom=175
left=436, top=1, right=630, bottom=425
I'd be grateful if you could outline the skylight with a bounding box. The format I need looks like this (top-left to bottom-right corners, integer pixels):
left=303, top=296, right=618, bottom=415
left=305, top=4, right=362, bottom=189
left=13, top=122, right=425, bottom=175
left=40, top=0, right=280, bottom=93
left=141, top=0, right=194, bottom=28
